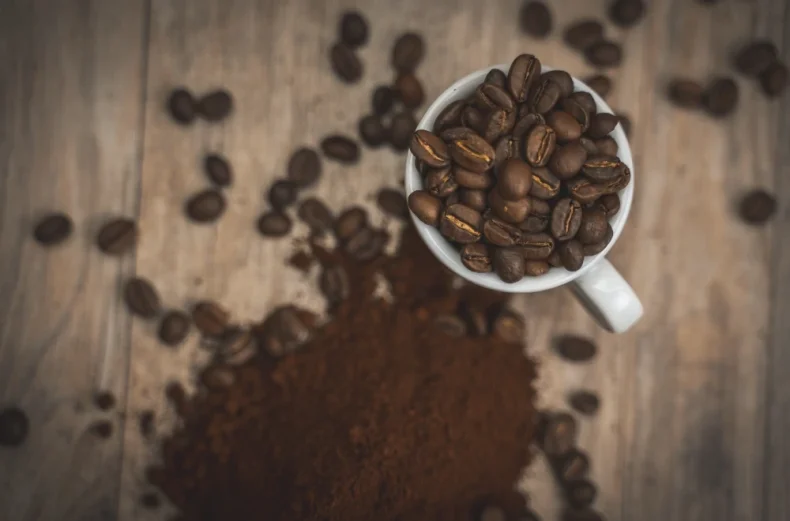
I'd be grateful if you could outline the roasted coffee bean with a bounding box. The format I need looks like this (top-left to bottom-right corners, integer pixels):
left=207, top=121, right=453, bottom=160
left=508, top=54, right=542, bottom=103
left=542, top=70, right=574, bottom=97
left=484, top=217, right=523, bottom=247
left=449, top=132, right=495, bottom=173
left=577, top=208, right=608, bottom=244
left=203, top=154, right=233, bottom=187
left=570, top=91, right=597, bottom=115
left=525, top=259, right=550, bottom=276
left=555, top=449, right=591, bottom=482
left=390, top=112, right=418, bottom=150
left=372, top=85, right=396, bottom=115
left=440, top=204, right=483, bottom=243
left=440, top=126, right=476, bottom=142
left=475, top=83, right=516, bottom=112
left=298, top=198, right=334, bottom=234
left=268, top=180, right=298, bottom=210
left=518, top=232, right=555, bottom=260
left=260, top=306, right=312, bottom=357
left=124, top=277, right=161, bottom=318
left=739, top=189, right=777, bottom=224
left=667, top=79, right=704, bottom=109
left=585, top=40, right=623, bottom=68
left=330, top=43, right=362, bottom=83
left=460, top=189, right=488, bottom=213
left=529, top=77, right=562, bottom=114
left=201, top=365, right=236, bottom=390
left=434, top=314, right=468, bottom=337
left=0, top=407, right=29, bottom=447
left=287, top=147, right=322, bottom=188
left=559, top=239, right=584, bottom=271
left=529, top=196, right=551, bottom=215
left=167, top=88, right=196, bottom=124
left=520, top=214, right=549, bottom=233
left=564, top=20, right=604, bottom=51
left=489, top=189, right=530, bottom=224
left=192, top=301, right=230, bottom=338
left=461, top=243, right=493, bottom=273
left=359, top=114, right=388, bottom=147
left=158, top=310, right=191, bottom=346
left=94, top=392, right=116, bottom=411
left=556, top=334, right=597, bottom=361
left=396, top=73, right=425, bottom=108
left=561, top=508, right=604, bottom=521
left=582, top=224, right=613, bottom=255
left=567, top=176, right=604, bottom=204
left=542, top=412, right=577, bottom=456
left=582, top=155, right=627, bottom=182
left=551, top=198, right=583, bottom=241
left=424, top=166, right=459, bottom=198
left=498, top=158, right=533, bottom=200
left=410, top=130, right=450, bottom=168
left=702, top=77, right=738, bottom=117
left=569, top=390, right=600, bottom=415
left=512, top=112, right=545, bottom=140
left=596, top=193, right=621, bottom=217
left=529, top=167, right=561, bottom=199
left=547, top=249, right=563, bottom=267
left=609, top=0, right=645, bottom=27
left=520, top=1, right=552, bottom=38
left=377, top=189, right=408, bottom=219
left=320, top=264, right=349, bottom=305
left=524, top=124, right=556, bottom=167
left=197, top=89, right=233, bottom=122
left=548, top=111, right=582, bottom=142
left=434, top=100, right=466, bottom=131
left=599, top=165, right=631, bottom=193
left=89, top=420, right=113, bottom=439
left=492, top=309, right=525, bottom=343
left=494, top=135, right=521, bottom=171
left=760, top=62, right=788, bottom=97
left=584, top=74, right=612, bottom=98
left=461, top=105, right=486, bottom=133
left=483, top=109, right=517, bottom=143
left=392, top=32, right=424, bottom=73
left=561, top=98, right=591, bottom=133
left=733, top=40, right=778, bottom=76
left=454, top=166, right=493, bottom=190
left=345, top=226, right=386, bottom=261
left=257, top=211, right=292, bottom=237
left=334, top=206, right=368, bottom=242
left=493, top=247, right=525, bottom=283
left=33, top=213, right=73, bottom=246
left=484, top=68, right=507, bottom=88
left=186, top=189, right=226, bottom=223
left=587, top=113, right=619, bottom=138
left=566, top=479, right=598, bottom=509
left=593, top=136, right=618, bottom=156
left=550, top=142, right=588, bottom=180
left=322, top=135, right=360, bottom=163
left=339, top=11, right=368, bottom=48
left=96, top=218, right=137, bottom=255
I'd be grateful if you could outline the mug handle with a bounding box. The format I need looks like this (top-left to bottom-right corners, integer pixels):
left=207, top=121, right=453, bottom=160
left=570, top=258, right=643, bottom=333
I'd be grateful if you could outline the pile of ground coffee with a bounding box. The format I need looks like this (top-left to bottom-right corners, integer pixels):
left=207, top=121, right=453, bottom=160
left=147, top=225, right=538, bottom=521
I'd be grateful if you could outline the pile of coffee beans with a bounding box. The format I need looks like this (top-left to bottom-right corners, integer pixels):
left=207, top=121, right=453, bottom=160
left=407, top=54, right=630, bottom=283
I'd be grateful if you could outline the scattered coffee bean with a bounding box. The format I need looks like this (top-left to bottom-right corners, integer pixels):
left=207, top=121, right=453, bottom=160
left=667, top=79, right=704, bottom=109
left=165, top=382, right=188, bottom=415
left=96, top=218, right=137, bottom=255
left=89, top=420, right=113, bottom=439
left=359, top=114, right=388, bottom=147
left=33, top=213, right=73, bottom=246
left=345, top=226, right=387, bottom=261
left=320, top=264, right=350, bottom=305
left=739, top=189, right=777, bottom=225
left=372, top=85, right=396, bottom=115
left=555, top=448, right=591, bottom=482
left=321, top=135, right=360, bottom=163
left=585, top=40, right=623, bottom=68
left=392, top=32, right=425, bottom=73
left=339, top=11, right=368, bottom=48
left=759, top=61, right=788, bottom=97
left=551, top=198, right=583, bottom=241
left=197, top=89, right=233, bottom=122
left=556, top=335, right=597, bottom=361
left=204, top=154, right=233, bottom=187
left=390, top=112, right=417, bottom=150
left=520, top=1, right=552, bottom=38
left=192, top=301, right=230, bottom=338
left=733, top=40, right=778, bottom=76
left=268, top=180, right=298, bottom=210
left=158, top=310, right=191, bottom=346
left=167, top=88, right=197, bottom=125
left=492, top=309, right=525, bottom=342
left=124, top=277, right=161, bottom=318
left=330, top=43, right=363, bottom=83
left=377, top=188, right=409, bottom=219
left=434, top=313, right=467, bottom=337
left=411, top=130, right=450, bottom=168
left=186, top=189, right=226, bottom=223
left=0, top=407, right=29, bottom=446
left=461, top=243, right=493, bottom=273
left=396, top=74, right=424, bottom=109
left=259, top=306, right=312, bottom=357
left=201, top=365, right=236, bottom=390
left=569, top=390, right=600, bottom=415
left=542, top=412, right=577, bottom=457
left=508, top=54, right=542, bottom=103
left=584, top=74, right=612, bottom=98
left=287, top=147, right=322, bottom=188
left=257, top=211, right=292, bottom=237
left=702, top=77, right=738, bottom=117
left=334, top=206, right=368, bottom=242
left=94, top=392, right=116, bottom=411
left=493, top=247, right=525, bottom=283
left=566, top=479, right=598, bottom=509
left=408, top=190, right=442, bottom=226
left=564, top=20, right=604, bottom=51
left=298, top=198, right=334, bottom=235
left=608, top=0, right=645, bottom=28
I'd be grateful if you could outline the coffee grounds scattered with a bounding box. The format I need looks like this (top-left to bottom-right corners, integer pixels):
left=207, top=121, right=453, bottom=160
left=147, top=225, right=538, bottom=521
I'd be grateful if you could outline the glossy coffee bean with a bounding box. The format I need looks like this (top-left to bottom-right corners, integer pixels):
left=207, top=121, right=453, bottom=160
left=330, top=43, right=362, bottom=83
left=298, top=198, right=334, bottom=235
left=197, top=89, right=233, bottom=122
left=454, top=166, right=493, bottom=190
left=359, top=114, right=388, bottom=147
left=434, top=100, right=466, bottom=131
left=582, top=223, right=613, bottom=255
left=489, top=189, right=530, bottom=224
left=392, top=32, right=424, bottom=73
left=494, top=135, right=521, bottom=171
left=493, top=247, right=525, bottom=283
left=548, top=111, right=582, bottom=142
left=461, top=105, right=486, bottom=133
left=551, top=198, right=583, bottom=241
left=257, top=211, right=292, bottom=237
left=520, top=1, right=553, bottom=38
left=497, top=158, right=533, bottom=200
left=321, top=135, right=360, bottom=163
left=484, top=68, right=507, bottom=88
left=408, top=190, right=443, bottom=226
left=167, top=88, right=197, bottom=125
left=585, top=40, right=623, bottom=68
left=525, top=259, right=550, bottom=276
left=518, top=232, right=555, bottom=260
left=483, top=216, right=524, bottom=247
left=582, top=155, right=628, bottom=182
left=587, top=113, right=619, bottom=138
left=483, top=109, right=517, bottom=143
left=204, top=154, right=233, bottom=187
left=460, top=189, right=488, bottom=212
left=562, top=97, right=591, bottom=133
left=569, top=91, right=597, bottom=115
left=287, top=147, right=322, bottom=188
left=577, top=207, right=608, bottom=244
left=158, top=310, right=191, bottom=346
left=529, top=167, right=561, bottom=199
left=547, top=249, right=563, bottom=267
left=124, top=277, right=161, bottom=318
left=96, top=218, right=137, bottom=255
left=507, top=54, right=542, bottom=102
left=33, top=213, right=73, bottom=246
left=702, top=77, right=738, bottom=117
left=594, top=136, right=618, bottom=156
left=524, top=124, right=556, bottom=167
left=542, top=70, right=574, bottom=97
left=596, top=193, right=621, bottom=217
left=339, top=11, right=368, bottom=48
left=461, top=243, right=493, bottom=272
left=512, top=112, right=545, bottom=140
left=439, top=204, right=483, bottom=244
left=424, top=166, right=458, bottom=198
left=550, top=142, right=588, bottom=180
left=475, top=83, right=515, bottom=112
left=567, top=176, right=604, bottom=204
left=395, top=73, right=424, bottom=108
left=559, top=239, right=584, bottom=270
left=529, top=77, right=562, bottom=114
left=186, top=189, right=226, bottom=223
left=449, top=132, right=495, bottom=173
left=410, top=130, right=450, bottom=168
left=563, top=20, right=604, bottom=51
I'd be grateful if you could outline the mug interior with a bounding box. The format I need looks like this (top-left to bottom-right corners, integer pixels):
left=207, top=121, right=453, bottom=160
left=404, top=64, right=634, bottom=293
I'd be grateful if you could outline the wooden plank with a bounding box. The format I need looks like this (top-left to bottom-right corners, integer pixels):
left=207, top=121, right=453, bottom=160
left=0, top=1, right=148, bottom=520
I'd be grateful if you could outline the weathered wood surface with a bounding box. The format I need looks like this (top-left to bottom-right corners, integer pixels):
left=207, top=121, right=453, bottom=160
left=0, top=0, right=787, bottom=520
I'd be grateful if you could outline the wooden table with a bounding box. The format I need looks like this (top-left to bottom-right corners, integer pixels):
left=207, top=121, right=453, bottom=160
left=0, top=0, right=787, bottom=520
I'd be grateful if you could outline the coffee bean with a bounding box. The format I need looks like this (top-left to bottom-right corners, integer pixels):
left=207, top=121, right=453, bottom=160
left=585, top=40, right=623, bottom=68
left=158, top=310, right=191, bottom=346
left=567, top=176, right=604, bottom=205
left=339, top=11, right=368, bottom=48
left=529, top=197, right=551, bottom=215
left=593, top=136, right=618, bottom=156
left=508, top=54, right=542, bottom=102
left=260, top=306, right=312, bottom=357
left=494, top=135, right=521, bottom=172
left=408, top=190, right=443, bottom=226
left=461, top=105, right=486, bottom=133
left=33, top=213, right=73, bottom=246
left=564, top=20, right=604, bottom=51
left=587, top=113, right=619, bottom=138
left=482, top=108, right=517, bottom=143
left=569, top=91, right=598, bottom=115
left=608, top=0, right=645, bottom=27
left=484, top=216, right=523, bottom=247
left=320, top=264, right=350, bottom=305
left=733, top=40, right=778, bottom=76
left=529, top=167, right=561, bottom=199
left=547, top=250, right=563, bottom=267
left=287, top=147, right=322, bottom=188
left=89, top=420, right=113, bottom=439
left=492, top=309, right=525, bottom=343
left=520, top=214, right=549, bottom=233
left=392, top=32, right=424, bottom=73
left=192, top=301, right=230, bottom=338
left=583, top=74, right=612, bottom=98
left=434, top=313, right=468, bottom=337
left=268, top=180, right=298, bottom=210
left=551, top=198, right=583, bottom=241
left=460, top=189, right=488, bottom=213
left=739, top=189, right=777, bottom=224
left=512, top=112, right=545, bottom=140
left=298, top=198, right=334, bottom=235
left=372, top=85, right=396, bottom=115
left=485, top=68, right=507, bottom=88
left=555, top=449, right=590, bottom=482
left=498, top=158, right=533, bottom=200
left=520, top=1, right=552, bottom=38
left=702, top=77, right=738, bottom=117
left=95, top=218, right=137, bottom=255
left=321, top=135, right=360, bottom=163
left=334, top=206, right=368, bottom=242
left=569, top=390, right=600, bottom=415
left=390, top=112, right=417, bottom=150
left=548, top=111, right=582, bottom=142
left=0, top=407, right=29, bottom=446
left=257, top=211, right=292, bottom=237
left=475, top=83, right=516, bottom=112
left=667, top=79, right=704, bottom=109
left=556, top=334, right=597, bottom=361
left=201, top=365, right=236, bottom=390
left=525, top=259, right=550, bottom=276
left=454, top=165, right=494, bottom=190
left=396, top=73, right=424, bottom=108
left=529, top=77, right=562, bottom=114
left=582, top=155, right=627, bottom=182
left=565, top=99, right=593, bottom=134
left=449, top=132, right=495, bottom=173
left=220, top=327, right=256, bottom=366
left=542, top=412, right=577, bottom=456
left=489, top=189, right=530, bottom=224
left=345, top=226, right=387, bottom=261
left=377, top=188, right=409, bottom=219
left=410, top=130, right=450, bottom=168
left=566, top=479, right=598, bottom=509
left=524, top=124, right=557, bottom=167
left=94, top=392, right=116, bottom=411
left=359, top=115, right=388, bottom=147
left=424, top=166, right=459, bottom=198
left=330, top=43, right=362, bottom=83
left=202, top=153, right=233, bottom=187
left=197, top=89, right=233, bottom=122
left=434, top=100, right=466, bottom=131
left=461, top=243, right=493, bottom=272
left=542, top=70, right=574, bottom=97
left=577, top=208, right=608, bottom=244
left=167, top=88, right=197, bottom=125
left=186, top=189, right=226, bottom=223
left=582, top=224, right=613, bottom=255
left=124, top=277, right=161, bottom=318
left=759, top=61, right=788, bottom=97
left=518, top=232, right=555, bottom=260
left=559, top=239, right=584, bottom=271
left=550, top=142, right=588, bottom=180
left=493, top=247, right=525, bottom=283
left=440, top=204, right=483, bottom=243
left=561, top=508, right=604, bottom=521
left=596, top=193, right=621, bottom=217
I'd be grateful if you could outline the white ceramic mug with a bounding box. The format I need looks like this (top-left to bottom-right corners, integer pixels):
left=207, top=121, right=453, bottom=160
left=404, top=64, right=643, bottom=333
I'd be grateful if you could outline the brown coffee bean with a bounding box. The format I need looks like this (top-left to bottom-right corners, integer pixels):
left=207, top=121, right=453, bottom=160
left=460, top=189, right=488, bottom=213
left=599, top=166, right=631, bottom=194
left=559, top=239, right=584, bottom=271
left=485, top=68, right=507, bottom=88
left=377, top=189, right=408, bottom=219
left=372, top=85, right=396, bottom=115
left=585, top=40, right=623, bottom=68
left=268, top=180, right=298, bottom=210
left=0, top=407, right=29, bottom=447
left=298, top=198, right=334, bottom=234
left=494, top=135, right=521, bottom=172
left=158, top=310, right=191, bottom=346
left=321, top=135, right=360, bottom=163
left=483, top=217, right=523, bottom=247
left=192, top=301, right=230, bottom=338
left=124, top=277, right=161, bottom=318
left=410, top=130, right=450, bottom=168
left=542, top=70, right=574, bottom=97
left=260, top=306, right=312, bottom=357
left=577, top=208, right=608, bottom=244
left=564, top=20, right=604, bottom=51
left=392, top=32, right=424, bottom=73
left=197, top=89, right=233, bottom=122
left=596, top=193, right=621, bottom=217
left=733, top=40, right=778, bottom=76
left=555, top=449, right=590, bottom=482
left=440, top=204, right=483, bottom=243
left=702, top=77, right=738, bottom=117
left=390, top=112, right=418, bottom=150
left=561, top=508, right=604, bottom=521
left=257, top=211, right=292, bottom=237
left=608, top=0, right=645, bottom=27
left=525, top=259, right=550, bottom=276
left=551, top=198, right=583, bottom=241
left=475, top=83, right=516, bottom=112
left=484, top=109, right=517, bottom=144
left=339, top=11, right=368, bottom=48
left=667, top=79, right=704, bottom=109
left=434, top=99, right=466, bottom=131
left=520, top=214, right=549, bottom=233
left=583, top=74, right=612, bottom=98
left=186, top=189, right=226, bottom=223
left=489, top=190, right=530, bottom=224
left=202, top=154, right=232, bottom=187
left=569, top=390, right=600, bottom=415
left=287, top=147, right=322, bottom=188
left=566, top=479, right=598, bottom=509
left=345, top=226, right=387, bottom=261
left=492, top=309, right=525, bottom=343
left=582, top=224, right=613, bottom=255
left=570, top=92, right=597, bottom=115
left=498, top=158, right=533, bottom=200
left=512, top=112, right=545, bottom=140
left=529, top=167, right=561, bottom=199
left=547, top=249, right=563, bottom=267
left=550, top=142, right=588, bottom=180
left=529, top=77, right=563, bottom=114
left=759, top=61, right=788, bottom=97
left=449, top=132, right=495, bottom=173
left=582, top=155, right=627, bottom=182
left=334, top=207, right=368, bottom=242
left=542, top=412, right=577, bottom=457
left=739, top=189, right=777, bottom=224
left=396, top=73, right=424, bottom=108
left=440, top=126, right=476, bottom=142
left=561, top=98, right=591, bottom=133
left=556, top=334, right=597, bottom=361
left=529, top=197, right=551, bottom=215
left=359, top=114, right=388, bottom=147
left=524, top=124, right=557, bottom=167
left=320, top=265, right=349, bottom=305
left=594, top=136, right=618, bottom=156
left=520, top=1, right=552, bottom=38
left=33, top=213, right=73, bottom=246
left=330, top=43, right=362, bottom=83
left=518, top=232, right=555, bottom=260
left=461, top=105, right=486, bottom=133
left=167, top=88, right=197, bottom=125
left=508, top=54, right=542, bottom=102
left=587, top=113, right=619, bottom=138
left=454, top=166, right=493, bottom=190
left=460, top=243, right=493, bottom=273
left=547, top=111, right=582, bottom=142
left=96, top=218, right=137, bottom=255
left=493, top=247, right=525, bottom=283
left=424, top=166, right=459, bottom=198
left=434, top=313, right=468, bottom=337
left=93, top=391, right=116, bottom=411
left=567, top=177, right=604, bottom=205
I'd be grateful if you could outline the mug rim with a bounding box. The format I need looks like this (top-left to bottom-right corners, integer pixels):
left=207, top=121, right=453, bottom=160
left=404, top=63, right=635, bottom=293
